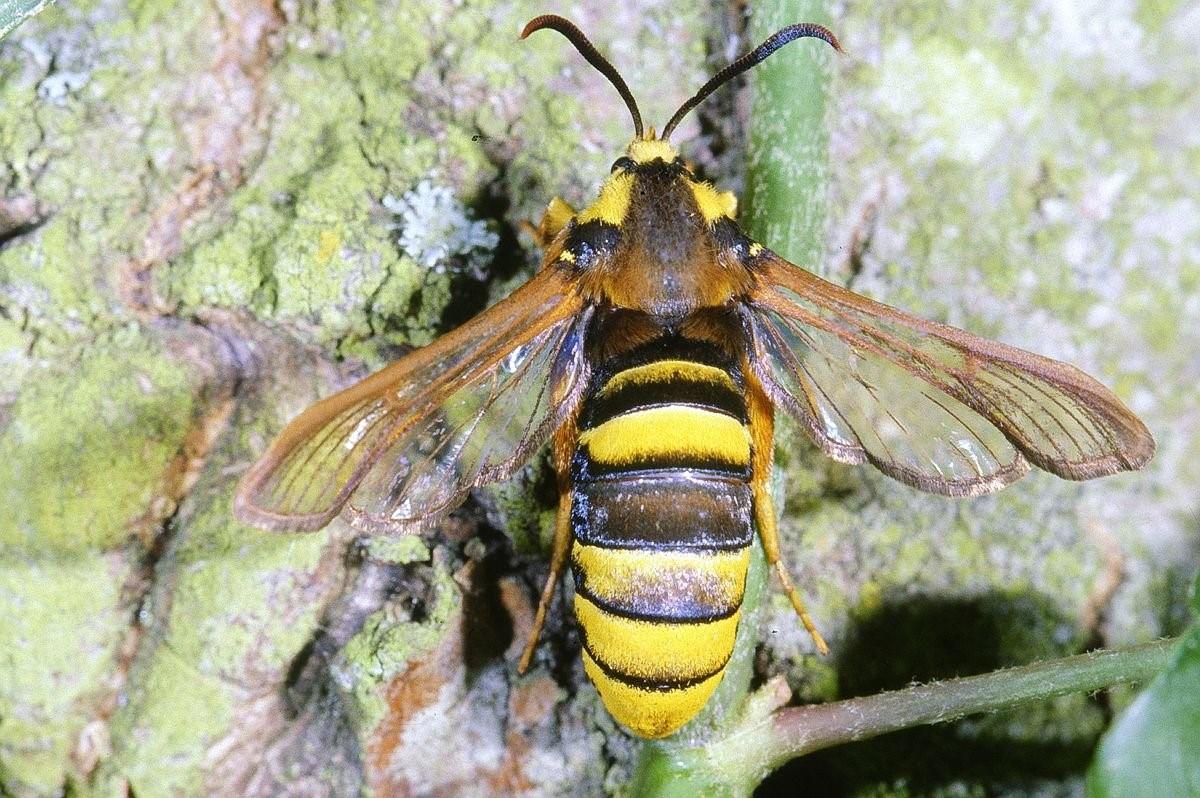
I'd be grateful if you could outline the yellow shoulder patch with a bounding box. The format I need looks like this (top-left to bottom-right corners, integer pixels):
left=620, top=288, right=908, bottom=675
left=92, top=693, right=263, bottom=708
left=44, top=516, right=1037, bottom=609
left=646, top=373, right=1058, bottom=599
left=578, top=172, right=633, bottom=226
left=540, top=196, right=576, bottom=239
left=690, top=181, right=737, bottom=224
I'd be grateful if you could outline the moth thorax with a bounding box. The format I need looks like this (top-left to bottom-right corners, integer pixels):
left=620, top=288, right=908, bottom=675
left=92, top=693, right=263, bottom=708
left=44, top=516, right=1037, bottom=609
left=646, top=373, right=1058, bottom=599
left=606, top=168, right=730, bottom=319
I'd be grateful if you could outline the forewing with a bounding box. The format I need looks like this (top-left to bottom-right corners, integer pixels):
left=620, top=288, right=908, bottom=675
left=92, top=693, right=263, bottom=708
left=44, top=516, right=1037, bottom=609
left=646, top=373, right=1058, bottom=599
left=346, top=306, right=591, bottom=533
left=235, top=266, right=589, bottom=532
left=748, top=251, right=1154, bottom=496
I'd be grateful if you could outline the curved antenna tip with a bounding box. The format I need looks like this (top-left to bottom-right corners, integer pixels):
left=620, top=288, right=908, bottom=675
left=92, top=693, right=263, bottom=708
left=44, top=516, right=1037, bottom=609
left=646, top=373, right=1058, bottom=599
left=518, top=18, right=541, bottom=39
left=661, top=22, right=843, bottom=140
left=519, top=15, right=644, bottom=139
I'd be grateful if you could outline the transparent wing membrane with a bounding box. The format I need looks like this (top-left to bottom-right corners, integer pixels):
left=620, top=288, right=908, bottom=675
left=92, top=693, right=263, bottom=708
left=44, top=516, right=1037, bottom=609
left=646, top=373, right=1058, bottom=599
left=749, top=252, right=1153, bottom=496
left=235, top=268, right=588, bottom=532
left=347, top=315, right=589, bottom=532
left=753, top=305, right=1026, bottom=494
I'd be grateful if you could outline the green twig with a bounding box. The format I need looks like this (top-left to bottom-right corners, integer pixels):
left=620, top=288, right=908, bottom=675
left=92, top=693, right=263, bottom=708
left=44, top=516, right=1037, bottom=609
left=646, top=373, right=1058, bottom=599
left=744, top=0, right=838, bottom=266
left=633, top=640, right=1173, bottom=795
left=693, top=639, right=1175, bottom=793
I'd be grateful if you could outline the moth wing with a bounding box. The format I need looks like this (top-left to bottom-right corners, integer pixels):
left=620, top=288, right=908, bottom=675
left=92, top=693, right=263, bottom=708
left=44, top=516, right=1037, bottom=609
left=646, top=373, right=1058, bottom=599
left=746, top=250, right=1154, bottom=496
left=235, top=266, right=590, bottom=533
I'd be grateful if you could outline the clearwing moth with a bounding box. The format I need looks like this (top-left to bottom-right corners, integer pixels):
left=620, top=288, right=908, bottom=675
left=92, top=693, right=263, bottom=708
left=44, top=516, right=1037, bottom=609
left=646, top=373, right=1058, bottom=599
left=235, top=16, right=1154, bottom=738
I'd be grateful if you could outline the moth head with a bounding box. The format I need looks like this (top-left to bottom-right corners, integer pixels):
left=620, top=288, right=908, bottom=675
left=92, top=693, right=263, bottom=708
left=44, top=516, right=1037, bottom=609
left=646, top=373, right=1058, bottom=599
left=523, top=15, right=841, bottom=316
left=573, top=135, right=737, bottom=232
left=623, top=138, right=678, bottom=167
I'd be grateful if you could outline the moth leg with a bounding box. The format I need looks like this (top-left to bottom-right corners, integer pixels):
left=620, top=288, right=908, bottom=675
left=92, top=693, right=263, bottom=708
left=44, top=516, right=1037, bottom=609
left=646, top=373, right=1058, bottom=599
left=521, top=196, right=577, bottom=250
left=755, top=486, right=830, bottom=656
left=517, top=414, right=579, bottom=674
left=517, top=496, right=572, bottom=674
left=746, top=366, right=831, bottom=656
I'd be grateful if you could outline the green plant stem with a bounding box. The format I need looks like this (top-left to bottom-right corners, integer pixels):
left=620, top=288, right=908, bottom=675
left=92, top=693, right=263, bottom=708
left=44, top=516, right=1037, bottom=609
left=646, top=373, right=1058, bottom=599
left=742, top=639, right=1175, bottom=787
left=632, top=639, right=1173, bottom=796
left=743, top=0, right=838, bottom=265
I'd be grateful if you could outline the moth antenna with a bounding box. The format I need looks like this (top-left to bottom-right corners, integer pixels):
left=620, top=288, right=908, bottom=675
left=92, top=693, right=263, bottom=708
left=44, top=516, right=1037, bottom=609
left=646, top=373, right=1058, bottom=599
left=661, top=23, right=843, bottom=141
left=521, top=15, right=645, bottom=140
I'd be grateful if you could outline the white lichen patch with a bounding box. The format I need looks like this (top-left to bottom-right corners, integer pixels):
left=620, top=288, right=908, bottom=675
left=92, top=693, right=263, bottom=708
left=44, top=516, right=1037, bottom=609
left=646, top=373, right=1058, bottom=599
left=383, top=180, right=499, bottom=279
left=37, top=69, right=90, bottom=103
left=20, top=30, right=95, bottom=105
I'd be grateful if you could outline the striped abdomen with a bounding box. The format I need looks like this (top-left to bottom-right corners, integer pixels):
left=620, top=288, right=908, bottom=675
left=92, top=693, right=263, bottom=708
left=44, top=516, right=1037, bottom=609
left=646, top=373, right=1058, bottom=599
left=569, top=351, right=754, bottom=738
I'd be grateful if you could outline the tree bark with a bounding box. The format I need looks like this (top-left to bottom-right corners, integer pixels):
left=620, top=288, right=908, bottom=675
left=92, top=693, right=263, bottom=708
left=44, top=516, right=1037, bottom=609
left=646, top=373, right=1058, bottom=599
left=0, top=1, right=1193, bottom=795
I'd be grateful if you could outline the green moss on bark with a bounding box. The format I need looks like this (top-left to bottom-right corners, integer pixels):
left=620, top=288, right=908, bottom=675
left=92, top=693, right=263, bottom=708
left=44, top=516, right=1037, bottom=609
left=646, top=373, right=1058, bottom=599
left=0, top=558, right=130, bottom=792
left=1, top=0, right=1193, bottom=794
left=333, top=549, right=460, bottom=736
left=97, top=339, right=341, bottom=793
left=0, top=325, right=199, bottom=552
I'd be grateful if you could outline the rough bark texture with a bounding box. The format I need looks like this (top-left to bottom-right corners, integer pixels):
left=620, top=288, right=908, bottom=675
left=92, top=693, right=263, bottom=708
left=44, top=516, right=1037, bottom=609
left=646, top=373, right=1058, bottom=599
left=0, top=1, right=1195, bottom=796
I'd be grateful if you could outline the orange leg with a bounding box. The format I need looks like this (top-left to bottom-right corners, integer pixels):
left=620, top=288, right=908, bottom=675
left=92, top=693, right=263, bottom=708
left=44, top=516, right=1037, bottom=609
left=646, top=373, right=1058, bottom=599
left=517, top=414, right=579, bottom=674
left=517, top=496, right=573, bottom=674
left=754, top=486, right=830, bottom=656
left=746, top=366, right=830, bottom=656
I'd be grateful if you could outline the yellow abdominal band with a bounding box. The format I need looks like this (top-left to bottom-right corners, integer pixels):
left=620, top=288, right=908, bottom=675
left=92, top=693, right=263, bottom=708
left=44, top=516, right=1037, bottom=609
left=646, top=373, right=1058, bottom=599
left=571, top=546, right=750, bottom=738
left=572, top=544, right=749, bottom=616
left=576, top=595, right=741, bottom=738
left=598, top=359, right=737, bottom=397
left=578, top=405, right=750, bottom=470
left=582, top=651, right=728, bottom=739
